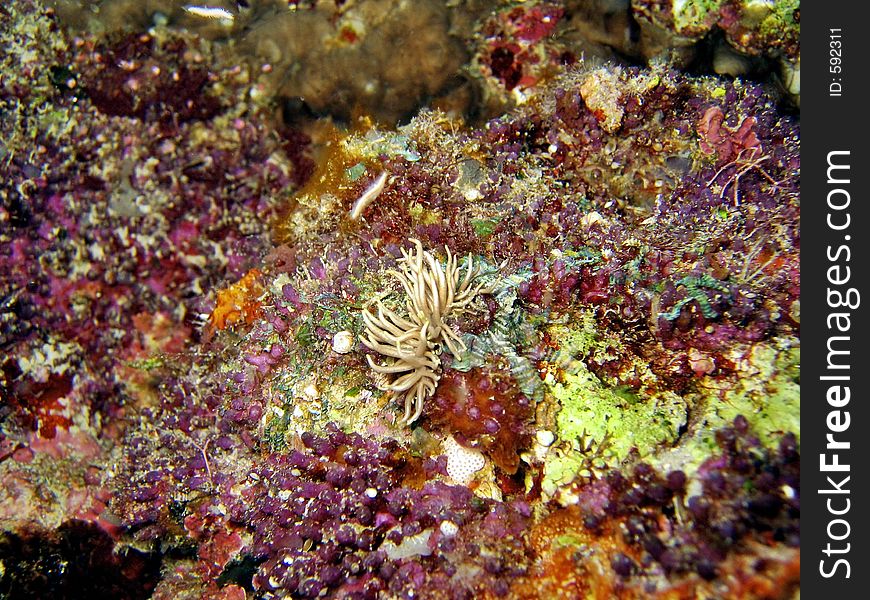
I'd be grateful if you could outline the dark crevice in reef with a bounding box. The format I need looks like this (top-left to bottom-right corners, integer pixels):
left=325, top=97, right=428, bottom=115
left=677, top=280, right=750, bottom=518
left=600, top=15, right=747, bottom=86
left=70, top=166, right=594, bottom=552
left=0, top=521, right=162, bottom=600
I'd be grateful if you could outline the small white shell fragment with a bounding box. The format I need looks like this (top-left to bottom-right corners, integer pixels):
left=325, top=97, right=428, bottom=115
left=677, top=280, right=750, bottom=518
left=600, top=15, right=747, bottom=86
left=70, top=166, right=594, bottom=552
left=463, top=188, right=482, bottom=201
left=557, top=489, right=581, bottom=507
left=443, top=435, right=486, bottom=485
left=535, top=429, right=555, bottom=447
left=580, top=211, right=604, bottom=228
left=332, top=330, right=355, bottom=354
left=439, top=520, right=459, bottom=537
left=303, top=383, right=319, bottom=400
left=383, top=529, right=433, bottom=560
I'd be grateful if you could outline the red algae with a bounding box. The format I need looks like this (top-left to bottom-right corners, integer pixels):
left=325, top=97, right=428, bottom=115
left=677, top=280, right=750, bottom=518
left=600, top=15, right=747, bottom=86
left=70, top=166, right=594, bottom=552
left=208, top=269, right=265, bottom=332
left=428, top=366, right=534, bottom=475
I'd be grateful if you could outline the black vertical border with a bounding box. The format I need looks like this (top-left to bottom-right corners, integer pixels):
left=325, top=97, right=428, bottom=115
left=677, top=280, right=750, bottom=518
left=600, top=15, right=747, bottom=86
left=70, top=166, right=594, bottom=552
left=803, top=2, right=870, bottom=595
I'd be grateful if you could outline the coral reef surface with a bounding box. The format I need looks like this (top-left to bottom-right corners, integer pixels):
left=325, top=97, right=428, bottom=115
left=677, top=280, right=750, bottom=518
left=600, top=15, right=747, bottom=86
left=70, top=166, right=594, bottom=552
left=1, top=1, right=799, bottom=598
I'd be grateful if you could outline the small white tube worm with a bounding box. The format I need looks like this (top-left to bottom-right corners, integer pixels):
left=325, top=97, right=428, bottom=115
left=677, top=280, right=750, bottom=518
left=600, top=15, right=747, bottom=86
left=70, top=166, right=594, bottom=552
left=349, top=171, right=387, bottom=221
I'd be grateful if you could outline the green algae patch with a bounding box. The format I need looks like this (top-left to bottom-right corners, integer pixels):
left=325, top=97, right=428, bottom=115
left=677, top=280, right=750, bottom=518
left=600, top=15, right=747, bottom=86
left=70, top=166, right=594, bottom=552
left=672, top=0, right=723, bottom=35
left=470, top=218, right=499, bottom=239
left=650, top=338, right=800, bottom=477
left=546, top=313, right=661, bottom=390
left=548, top=314, right=603, bottom=363
left=551, top=364, right=687, bottom=462
left=756, top=0, right=801, bottom=38
left=541, top=360, right=686, bottom=497
left=693, top=339, right=800, bottom=448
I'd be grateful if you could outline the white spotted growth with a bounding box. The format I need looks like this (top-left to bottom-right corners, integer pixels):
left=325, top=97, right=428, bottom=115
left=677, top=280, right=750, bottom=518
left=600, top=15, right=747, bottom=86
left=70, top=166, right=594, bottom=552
left=443, top=435, right=485, bottom=485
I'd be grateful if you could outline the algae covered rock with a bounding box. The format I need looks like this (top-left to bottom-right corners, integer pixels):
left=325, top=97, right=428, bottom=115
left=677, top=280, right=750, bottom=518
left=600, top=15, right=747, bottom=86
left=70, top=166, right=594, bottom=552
left=1, top=1, right=799, bottom=598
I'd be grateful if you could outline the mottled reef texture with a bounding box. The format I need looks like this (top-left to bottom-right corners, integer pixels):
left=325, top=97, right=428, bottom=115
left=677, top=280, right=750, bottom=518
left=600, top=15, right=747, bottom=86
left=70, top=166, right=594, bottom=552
left=1, top=1, right=798, bottom=599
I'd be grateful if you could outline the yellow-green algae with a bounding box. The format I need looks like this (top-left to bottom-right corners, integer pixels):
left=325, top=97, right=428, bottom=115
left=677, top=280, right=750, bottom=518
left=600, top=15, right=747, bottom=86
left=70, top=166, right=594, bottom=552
left=545, top=364, right=687, bottom=486
left=754, top=0, right=801, bottom=38
left=690, top=338, right=800, bottom=448
left=672, top=0, right=723, bottom=34
left=540, top=311, right=799, bottom=496
left=540, top=315, right=688, bottom=495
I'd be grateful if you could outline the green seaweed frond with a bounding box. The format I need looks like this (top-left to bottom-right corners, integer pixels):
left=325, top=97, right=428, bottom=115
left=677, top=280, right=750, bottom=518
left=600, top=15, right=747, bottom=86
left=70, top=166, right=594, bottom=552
left=659, top=273, right=730, bottom=320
